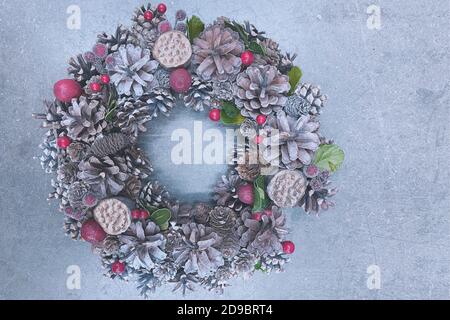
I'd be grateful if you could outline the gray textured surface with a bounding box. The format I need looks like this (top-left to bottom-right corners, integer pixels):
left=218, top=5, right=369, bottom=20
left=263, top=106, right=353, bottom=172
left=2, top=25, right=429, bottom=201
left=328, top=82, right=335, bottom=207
left=0, top=0, right=449, bottom=300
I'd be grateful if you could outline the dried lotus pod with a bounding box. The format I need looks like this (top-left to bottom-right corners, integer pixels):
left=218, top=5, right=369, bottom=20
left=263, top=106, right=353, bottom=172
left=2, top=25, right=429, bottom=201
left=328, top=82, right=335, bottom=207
left=93, top=198, right=131, bottom=235
left=152, top=31, right=192, bottom=68
left=267, top=170, right=307, bottom=208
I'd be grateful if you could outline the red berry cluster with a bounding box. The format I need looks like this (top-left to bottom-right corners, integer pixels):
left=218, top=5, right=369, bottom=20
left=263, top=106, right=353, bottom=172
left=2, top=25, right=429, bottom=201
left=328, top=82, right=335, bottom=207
left=131, top=208, right=150, bottom=220
left=90, top=74, right=110, bottom=93
left=143, top=3, right=167, bottom=22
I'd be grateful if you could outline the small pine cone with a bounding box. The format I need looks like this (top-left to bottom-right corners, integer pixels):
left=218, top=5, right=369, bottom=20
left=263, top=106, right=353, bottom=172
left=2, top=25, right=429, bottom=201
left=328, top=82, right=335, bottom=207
left=153, top=261, right=178, bottom=282
left=139, top=181, right=170, bottom=208
left=213, top=171, right=245, bottom=212
left=144, top=88, right=175, bottom=120
left=32, top=100, right=65, bottom=130
left=294, top=83, right=327, bottom=115
left=191, top=203, right=212, bottom=224
left=201, top=264, right=233, bottom=294
left=66, top=141, right=87, bottom=162
left=183, top=76, right=213, bottom=112
left=129, top=4, right=167, bottom=51
left=63, top=217, right=82, bottom=240
left=68, top=54, right=98, bottom=86
left=88, top=133, right=132, bottom=158
left=124, top=146, right=153, bottom=180
left=93, top=236, right=121, bottom=257
left=49, top=179, right=70, bottom=210
left=278, top=53, right=297, bottom=75
left=259, top=252, right=290, bottom=273
left=67, top=181, right=90, bottom=209
left=232, top=249, right=256, bottom=278
left=97, top=25, right=129, bottom=53
left=208, top=206, right=237, bottom=235
left=236, top=151, right=261, bottom=182
left=115, top=97, right=151, bottom=137
left=38, top=130, right=65, bottom=173
left=211, top=79, right=235, bottom=101
left=284, top=94, right=314, bottom=118
left=57, top=162, right=78, bottom=184
left=123, top=176, right=142, bottom=199
left=153, top=68, right=171, bottom=89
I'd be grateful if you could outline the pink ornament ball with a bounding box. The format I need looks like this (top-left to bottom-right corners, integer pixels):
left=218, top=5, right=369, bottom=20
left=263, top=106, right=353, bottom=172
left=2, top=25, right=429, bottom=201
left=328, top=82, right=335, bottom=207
left=53, top=79, right=82, bottom=103
left=237, top=184, right=254, bottom=205
left=80, top=219, right=106, bottom=244
left=170, top=68, right=192, bottom=93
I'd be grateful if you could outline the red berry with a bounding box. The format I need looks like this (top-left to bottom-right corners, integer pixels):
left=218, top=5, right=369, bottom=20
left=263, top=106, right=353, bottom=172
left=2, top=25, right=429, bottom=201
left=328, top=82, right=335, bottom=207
left=131, top=209, right=141, bottom=220
left=100, top=74, right=110, bottom=84
left=255, top=135, right=264, bottom=145
left=80, top=219, right=106, bottom=244
left=53, top=79, right=82, bottom=103
left=157, top=3, right=167, bottom=14
left=90, top=82, right=102, bottom=92
left=256, top=114, right=267, bottom=125
left=241, top=50, right=254, bottom=66
left=143, top=10, right=154, bottom=21
left=237, top=184, right=254, bottom=205
left=139, top=210, right=150, bottom=220
left=111, top=261, right=126, bottom=275
left=282, top=241, right=295, bottom=254
left=57, top=136, right=71, bottom=149
left=252, top=212, right=263, bottom=221
left=209, top=109, right=221, bottom=122
left=169, top=68, right=192, bottom=93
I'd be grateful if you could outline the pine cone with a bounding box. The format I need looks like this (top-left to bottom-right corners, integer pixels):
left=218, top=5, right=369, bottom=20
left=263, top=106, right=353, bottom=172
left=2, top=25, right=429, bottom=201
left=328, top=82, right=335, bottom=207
left=263, top=111, right=320, bottom=169
left=48, top=179, right=70, bottom=210
left=153, top=261, right=178, bottom=282
left=94, top=235, right=121, bottom=257
left=173, top=223, right=224, bottom=277
left=208, top=206, right=240, bottom=259
left=236, top=151, right=261, bottom=182
left=115, top=96, right=151, bottom=137
left=33, top=100, right=65, bottom=130
left=232, top=248, right=256, bottom=278
left=57, top=162, right=78, bottom=184
left=192, top=25, right=244, bottom=82
left=67, top=181, right=90, bottom=209
left=106, top=44, right=159, bottom=97
left=124, top=146, right=153, bottom=180
left=63, top=217, right=82, bottom=240
left=183, top=76, right=213, bottom=112
left=87, top=133, right=132, bottom=158
left=139, top=181, right=170, bottom=208
left=119, top=220, right=167, bottom=271
left=293, top=83, right=328, bottom=115
left=213, top=171, right=245, bottom=212
left=278, top=52, right=297, bottom=74
left=38, top=130, right=65, bottom=173
left=143, top=88, right=175, bottom=119
left=284, top=94, right=314, bottom=118
left=66, top=141, right=87, bottom=162
left=153, top=68, right=170, bottom=89
left=68, top=54, right=98, bottom=86
left=190, top=203, right=212, bottom=224
left=97, top=25, right=129, bottom=53
left=77, top=155, right=130, bottom=197
left=211, top=79, right=235, bottom=101
left=299, top=172, right=338, bottom=214
left=123, top=176, right=142, bottom=199
left=259, top=252, right=290, bottom=273
left=234, top=65, right=290, bottom=118
left=61, top=96, right=107, bottom=143
left=128, top=4, right=167, bottom=51
left=256, top=38, right=281, bottom=67
left=171, top=271, right=199, bottom=295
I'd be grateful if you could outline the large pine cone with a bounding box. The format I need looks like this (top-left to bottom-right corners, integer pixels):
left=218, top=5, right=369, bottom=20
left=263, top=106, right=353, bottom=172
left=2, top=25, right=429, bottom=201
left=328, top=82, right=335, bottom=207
left=192, top=25, right=244, bottom=82
left=61, top=96, right=107, bottom=143
left=115, top=96, right=151, bottom=137
left=234, top=65, right=290, bottom=118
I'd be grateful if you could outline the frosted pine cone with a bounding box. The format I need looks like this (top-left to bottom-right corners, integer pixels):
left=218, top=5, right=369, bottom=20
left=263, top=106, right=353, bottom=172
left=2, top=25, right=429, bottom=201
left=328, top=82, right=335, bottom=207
left=33, top=100, right=65, bottom=130
left=128, top=4, right=167, bottom=51
left=63, top=217, right=82, bottom=240
left=192, top=25, right=244, bottom=82
left=293, top=83, right=328, bottom=115
left=299, top=173, right=338, bottom=214
left=183, top=76, right=213, bottom=112
left=124, top=146, right=153, bottom=180
left=211, top=79, right=235, bottom=101
left=97, top=25, right=129, bottom=53
left=67, top=181, right=90, bottom=209
left=171, top=271, right=199, bottom=295
left=139, top=181, right=170, bottom=208
left=106, top=44, right=159, bottom=97
left=213, top=171, right=245, bottom=212
left=61, top=96, right=107, bottom=143
left=68, top=54, right=97, bottom=86
left=144, top=88, right=175, bottom=120
left=38, top=130, right=65, bottom=173
left=259, top=252, right=290, bottom=273
left=234, top=65, right=290, bottom=118
left=88, top=133, right=132, bottom=158
left=232, top=248, right=257, bottom=278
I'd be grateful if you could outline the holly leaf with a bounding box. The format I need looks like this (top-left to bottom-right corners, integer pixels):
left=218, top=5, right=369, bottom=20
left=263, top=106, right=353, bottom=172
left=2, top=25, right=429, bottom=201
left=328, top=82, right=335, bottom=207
left=288, top=66, right=303, bottom=95
left=252, top=175, right=269, bottom=212
left=187, top=16, right=205, bottom=43
left=248, top=41, right=265, bottom=55
left=313, top=144, right=345, bottom=173
left=220, top=102, right=245, bottom=125
left=222, top=101, right=239, bottom=118
left=150, top=208, right=172, bottom=228
left=225, top=21, right=249, bottom=45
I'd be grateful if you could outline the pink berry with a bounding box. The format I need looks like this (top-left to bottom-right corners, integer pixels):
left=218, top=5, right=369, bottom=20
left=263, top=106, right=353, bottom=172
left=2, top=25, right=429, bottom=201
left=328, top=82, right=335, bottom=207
left=158, top=21, right=172, bottom=33
left=144, top=10, right=154, bottom=21
left=81, top=219, right=106, bottom=244
left=264, top=209, right=273, bottom=217
left=111, top=261, right=126, bottom=274
left=282, top=241, right=295, bottom=254
left=237, top=184, right=254, bottom=205
left=131, top=209, right=141, bottom=220
left=100, top=74, right=110, bottom=84
left=83, top=193, right=97, bottom=207
left=209, top=109, right=221, bottom=122
left=255, top=135, right=263, bottom=145
left=53, top=79, right=82, bottom=103
left=93, top=43, right=108, bottom=59
left=157, top=3, right=167, bottom=14
left=170, top=68, right=192, bottom=93
left=140, top=210, right=150, bottom=220
left=57, top=136, right=71, bottom=149
left=90, top=82, right=102, bottom=92
left=252, top=212, right=263, bottom=221
left=241, top=50, right=254, bottom=66
left=256, top=114, right=267, bottom=125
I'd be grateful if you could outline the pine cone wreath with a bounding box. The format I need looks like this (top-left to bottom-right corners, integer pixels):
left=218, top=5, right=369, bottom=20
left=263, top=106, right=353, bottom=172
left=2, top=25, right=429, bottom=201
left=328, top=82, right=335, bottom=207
left=183, top=76, right=213, bottom=112
left=234, top=65, right=290, bottom=118
left=258, top=252, right=290, bottom=273
left=128, top=4, right=167, bottom=50
left=68, top=54, right=98, bottom=86
left=173, top=223, right=224, bottom=277
left=61, top=96, right=107, bottom=143
left=139, top=180, right=171, bottom=209
left=77, top=155, right=130, bottom=197
left=263, top=111, right=320, bottom=169
left=192, top=25, right=244, bottom=82
left=97, top=25, right=130, bottom=53
left=213, top=171, right=245, bottom=212
left=87, top=133, right=132, bottom=158
left=292, top=83, right=328, bottom=115
left=119, top=220, right=167, bottom=271
left=106, top=44, right=159, bottom=97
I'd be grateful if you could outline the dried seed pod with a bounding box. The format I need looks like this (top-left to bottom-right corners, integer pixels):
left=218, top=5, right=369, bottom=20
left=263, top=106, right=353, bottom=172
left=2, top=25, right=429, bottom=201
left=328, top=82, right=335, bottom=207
left=267, top=170, right=307, bottom=208
left=93, top=198, right=132, bottom=235
left=152, top=31, right=192, bottom=68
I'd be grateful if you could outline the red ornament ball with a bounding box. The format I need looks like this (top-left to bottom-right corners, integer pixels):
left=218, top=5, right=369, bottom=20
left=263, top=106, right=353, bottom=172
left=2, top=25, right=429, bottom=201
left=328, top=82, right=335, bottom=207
left=256, top=114, right=267, bottom=125
left=237, top=184, right=254, bottom=205
left=143, top=10, right=154, bottom=21
left=53, top=79, right=82, bottom=103
left=252, top=212, right=263, bottom=221
left=131, top=209, right=141, bottom=220
left=209, top=109, right=221, bottom=122
left=57, top=136, right=71, bottom=149
left=282, top=241, right=296, bottom=254
left=140, top=209, right=150, bottom=220
left=100, top=74, right=110, bottom=84
left=80, top=219, right=106, bottom=244
left=241, top=50, right=254, bottom=66
left=111, top=261, right=126, bottom=275
left=90, top=82, right=102, bottom=92
left=255, top=135, right=264, bottom=145
left=157, top=3, right=167, bottom=14
left=169, top=68, right=192, bottom=93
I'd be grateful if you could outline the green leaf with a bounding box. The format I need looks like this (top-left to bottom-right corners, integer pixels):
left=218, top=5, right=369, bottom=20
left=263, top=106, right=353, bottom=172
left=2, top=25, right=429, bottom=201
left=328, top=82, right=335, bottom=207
left=222, top=101, right=239, bottom=118
left=313, top=144, right=345, bottom=173
left=252, top=175, right=269, bottom=212
left=225, top=21, right=249, bottom=45
left=187, top=16, right=205, bottom=43
left=248, top=41, right=265, bottom=55
left=220, top=110, right=245, bottom=125
left=254, top=261, right=262, bottom=270
left=150, top=208, right=172, bottom=228
left=159, top=221, right=170, bottom=231
left=288, top=66, right=303, bottom=95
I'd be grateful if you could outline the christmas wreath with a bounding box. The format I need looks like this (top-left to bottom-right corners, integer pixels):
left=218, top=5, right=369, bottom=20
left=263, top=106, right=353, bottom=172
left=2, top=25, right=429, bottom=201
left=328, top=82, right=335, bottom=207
left=34, top=3, right=344, bottom=297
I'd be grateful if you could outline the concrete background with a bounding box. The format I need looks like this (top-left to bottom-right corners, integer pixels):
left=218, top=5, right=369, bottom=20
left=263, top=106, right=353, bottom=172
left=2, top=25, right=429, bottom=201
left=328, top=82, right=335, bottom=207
left=0, top=0, right=449, bottom=299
